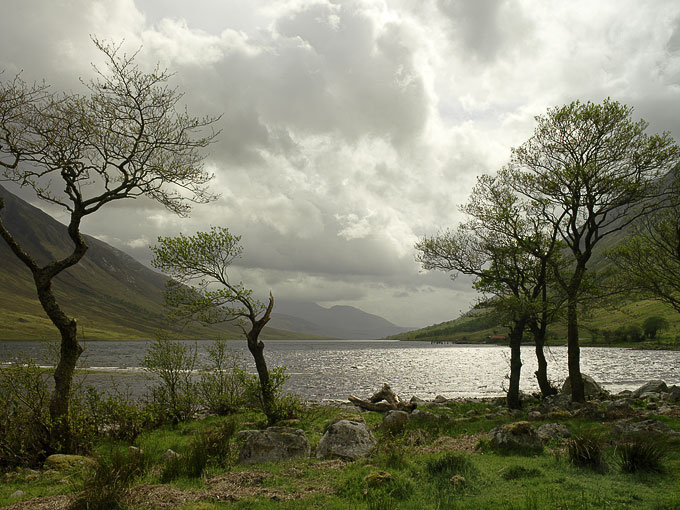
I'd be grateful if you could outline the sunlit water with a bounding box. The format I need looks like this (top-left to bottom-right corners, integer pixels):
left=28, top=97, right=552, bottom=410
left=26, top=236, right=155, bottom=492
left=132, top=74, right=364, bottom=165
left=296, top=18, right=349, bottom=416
left=1, top=340, right=679, bottom=401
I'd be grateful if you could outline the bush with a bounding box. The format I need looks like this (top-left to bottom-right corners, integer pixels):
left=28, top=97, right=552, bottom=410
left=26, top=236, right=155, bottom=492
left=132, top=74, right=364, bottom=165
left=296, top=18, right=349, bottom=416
left=618, top=437, right=665, bottom=473
left=143, top=334, right=199, bottom=424
left=0, top=360, right=52, bottom=467
left=642, top=316, right=670, bottom=340
left=568, top=433, right=607, bottom=472
left=84, top=384, right=154, bottom=442
left=244, top=365, right=304, bottom=423
left=73, top=447, right=145, bottom=509
left=197, top=339, right=250, bottom=415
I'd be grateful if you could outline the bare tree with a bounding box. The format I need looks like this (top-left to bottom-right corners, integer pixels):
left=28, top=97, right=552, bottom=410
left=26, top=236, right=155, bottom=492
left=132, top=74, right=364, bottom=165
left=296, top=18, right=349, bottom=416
left=0, top=39, right=219, bottom=449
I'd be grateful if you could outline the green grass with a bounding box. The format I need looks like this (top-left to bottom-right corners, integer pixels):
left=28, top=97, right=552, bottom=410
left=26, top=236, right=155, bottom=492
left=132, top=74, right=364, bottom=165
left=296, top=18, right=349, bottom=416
left=1, top=400, right=679, bottom=509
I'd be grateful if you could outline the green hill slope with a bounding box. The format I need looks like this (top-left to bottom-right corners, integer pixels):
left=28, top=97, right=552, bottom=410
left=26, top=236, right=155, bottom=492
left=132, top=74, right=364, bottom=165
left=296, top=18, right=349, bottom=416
left=0, top=185, right=317, bottom=341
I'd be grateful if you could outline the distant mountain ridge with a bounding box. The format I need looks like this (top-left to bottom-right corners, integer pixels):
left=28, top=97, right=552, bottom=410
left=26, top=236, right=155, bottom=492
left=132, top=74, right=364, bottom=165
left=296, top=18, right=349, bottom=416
left=0, top=185, right=409, bottom=340
left=270, top=300, right=412, bottom=339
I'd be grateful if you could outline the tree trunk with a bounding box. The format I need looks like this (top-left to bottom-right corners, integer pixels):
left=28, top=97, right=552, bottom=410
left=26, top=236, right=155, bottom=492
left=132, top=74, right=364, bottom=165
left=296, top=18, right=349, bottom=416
left=507, top=317, right=527, bottom=410
left=246, top=292, right=276, bottom=424
left=529, top=322, right=557, bottom=397
left=566, top=294, right=585, bottom=403
left=34, top=271, right=83, bottom=451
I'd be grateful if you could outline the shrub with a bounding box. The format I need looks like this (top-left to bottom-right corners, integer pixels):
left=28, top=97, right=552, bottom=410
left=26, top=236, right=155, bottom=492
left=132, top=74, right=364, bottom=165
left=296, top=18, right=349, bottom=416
left=568, top=433, right=607, bottom=472
left=73, top=447, right=145, bottom=509
left=244, top=365, right=304, bottom=423
left=84, top=384, right=154, bottom=442
left=143, top=334, right=198, bottom=424
left=197, top=339, right=250, bottom=415
left=0, top=360, right=52, bottom=467
left=618, top=437, right=665, bottom=473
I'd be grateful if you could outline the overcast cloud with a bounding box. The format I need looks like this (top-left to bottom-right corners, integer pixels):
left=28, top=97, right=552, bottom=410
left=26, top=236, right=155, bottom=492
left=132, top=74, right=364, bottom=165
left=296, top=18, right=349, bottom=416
left=2, top=0, right=680, bottom=328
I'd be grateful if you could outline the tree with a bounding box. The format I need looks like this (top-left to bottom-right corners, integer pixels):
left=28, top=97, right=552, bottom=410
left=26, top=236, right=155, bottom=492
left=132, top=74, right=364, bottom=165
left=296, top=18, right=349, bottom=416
left=642, top=316, right=670, bottom=340
left=150, top=227, right=280, bottom=423
left=416, top=170, right=562, bottom=408
left=0, top=39, right=218, bottom=449
left=606, top=169, right=680, bottom=315
left=508, top=99, right=679, bottom=402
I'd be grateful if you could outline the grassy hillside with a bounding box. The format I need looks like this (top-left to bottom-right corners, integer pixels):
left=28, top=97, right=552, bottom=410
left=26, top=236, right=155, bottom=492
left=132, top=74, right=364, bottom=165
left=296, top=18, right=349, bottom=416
left=0, top=185, right=322, bottom=341
left=391, top=297, right=680, bottom=347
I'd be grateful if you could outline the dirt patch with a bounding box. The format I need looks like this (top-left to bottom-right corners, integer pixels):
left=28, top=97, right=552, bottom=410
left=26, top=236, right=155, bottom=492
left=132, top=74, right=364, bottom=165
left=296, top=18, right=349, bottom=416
left=3, top=494, right=74, bottom=510
left=417, top=433, right=485, bottom=454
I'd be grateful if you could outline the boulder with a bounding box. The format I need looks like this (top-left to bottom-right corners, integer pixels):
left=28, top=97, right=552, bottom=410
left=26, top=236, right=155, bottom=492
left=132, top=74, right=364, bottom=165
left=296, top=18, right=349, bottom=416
left=10, top=491, right=25, bottom=500
left=316, top=420, right=376, bottom=461
left=667, top=385, right=680, bottom=403
left=489, top=421, right=543, bottom=453
left=632, top=380, right=668, bottom=398
left=537, top=423, right=571, bottom=441
left=611, top=419, right=678, bottom=437
left=364, top=470, right=393, bottom=487
left=43, top=454, right=95, bottom=471
left=561, top=374, right=604, bottom=398
left=409, top=409, right=439, bottom=423
left=237, top=427, right=310, bottom=465
left=382, top=410, right=409, bottom=433
left=433, top=395, right=448, bottom=404
left=527, top=411, right=542, bottom=421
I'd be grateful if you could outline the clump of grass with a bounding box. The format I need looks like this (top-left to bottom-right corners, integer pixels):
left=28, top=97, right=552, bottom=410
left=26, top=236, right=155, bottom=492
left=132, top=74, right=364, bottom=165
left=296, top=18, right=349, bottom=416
left=501, top=465, right=543, bottom=480
left=73, top=448, right=145, bottom=509
left=567, top=432, right=607, bottom=473
left=374, top=437, right=410, bottom=470
left=161, top=420, right=235, bottom=481
left=618, top=436, right=665, bottom=473
left=426, top=451, right=477, bottom=479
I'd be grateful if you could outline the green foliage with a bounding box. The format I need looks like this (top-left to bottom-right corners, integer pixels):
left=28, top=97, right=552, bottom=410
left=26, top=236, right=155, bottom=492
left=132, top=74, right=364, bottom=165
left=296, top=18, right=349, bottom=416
left=643, top=316, right=671, bottom=339
left=245, top=365, right=304, bottom=423
left=73, top=447, right=145, bottom=510
left=618, top=436, right=666, bottom=473
left=425, top=451, right=478, bottom=479
left=197, top=339, right=250, bottom=415
left=501, top=465, right=543, bottom=480
left=0, top=361, right=51, bottom=467
left=83, top=384, right=154, bottom=442
left=567, top=432, right=607, bottom=473
left=143, top=334, right=199, bottom=424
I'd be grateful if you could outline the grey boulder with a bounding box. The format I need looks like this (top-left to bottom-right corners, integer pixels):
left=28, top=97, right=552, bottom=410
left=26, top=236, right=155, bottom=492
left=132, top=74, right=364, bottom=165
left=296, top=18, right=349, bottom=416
left=238, top=427, right=310, bottom=465
left=632, top=380, right=668, bottom=398
left=561, top=374, right=604, bottom=398
left=316, top=420, right=376, bottom=460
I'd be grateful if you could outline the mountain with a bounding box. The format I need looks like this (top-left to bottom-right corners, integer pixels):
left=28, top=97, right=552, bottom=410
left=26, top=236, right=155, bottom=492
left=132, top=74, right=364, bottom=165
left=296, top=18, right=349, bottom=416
left=269, top=299, right=412, bottom=339
left=0, top=185, right=312, bottom=341
left=0, top=185, right=408, bottom=341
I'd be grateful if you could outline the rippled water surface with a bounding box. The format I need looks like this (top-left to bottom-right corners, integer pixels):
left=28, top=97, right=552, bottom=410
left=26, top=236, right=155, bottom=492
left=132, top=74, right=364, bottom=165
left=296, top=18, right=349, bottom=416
left=2, top=340, right=679, bottom=401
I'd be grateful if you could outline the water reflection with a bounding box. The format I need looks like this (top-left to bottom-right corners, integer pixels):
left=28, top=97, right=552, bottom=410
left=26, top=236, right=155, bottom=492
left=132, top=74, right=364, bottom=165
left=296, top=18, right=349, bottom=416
left=1, top=340, right=679, bottom=401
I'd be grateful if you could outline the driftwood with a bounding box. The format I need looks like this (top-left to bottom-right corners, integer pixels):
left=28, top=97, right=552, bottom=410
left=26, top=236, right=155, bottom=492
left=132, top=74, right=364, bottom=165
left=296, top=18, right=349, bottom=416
left=348, top=383, right=416, bottom=412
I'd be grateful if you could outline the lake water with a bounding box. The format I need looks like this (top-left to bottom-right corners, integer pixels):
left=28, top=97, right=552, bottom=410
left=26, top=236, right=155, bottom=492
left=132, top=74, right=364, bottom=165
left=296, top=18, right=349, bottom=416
left=1, top=340, right=679, bottom=402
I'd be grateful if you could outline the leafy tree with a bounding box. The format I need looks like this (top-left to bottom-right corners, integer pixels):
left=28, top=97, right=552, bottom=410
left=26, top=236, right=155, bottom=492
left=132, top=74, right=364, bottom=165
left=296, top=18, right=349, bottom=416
left=642, top=316, right=670, bottom=340
left=0, top=39, right=218, bottom=449
left=508, top=99, right=679, bottom=402
left=607, top=169, right=680, bottom=316
left=150, top=227, right=280, bottom=423
left=416, top=170, right=562, bottom=408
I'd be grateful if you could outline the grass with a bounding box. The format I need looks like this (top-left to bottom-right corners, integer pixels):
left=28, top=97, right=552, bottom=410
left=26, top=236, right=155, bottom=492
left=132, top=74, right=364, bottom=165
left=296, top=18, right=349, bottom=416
left=0, top=401, right=679, bottom=508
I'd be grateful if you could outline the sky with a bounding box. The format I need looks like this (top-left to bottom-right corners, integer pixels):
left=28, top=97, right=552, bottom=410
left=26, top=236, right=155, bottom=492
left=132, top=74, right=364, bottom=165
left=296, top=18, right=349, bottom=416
left=2, top=0, right=680, bottom=328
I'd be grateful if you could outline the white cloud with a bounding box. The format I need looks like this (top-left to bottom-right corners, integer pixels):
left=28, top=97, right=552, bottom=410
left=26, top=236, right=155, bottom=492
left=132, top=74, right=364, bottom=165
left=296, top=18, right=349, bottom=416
left=3, top=0, right=680, bottom=327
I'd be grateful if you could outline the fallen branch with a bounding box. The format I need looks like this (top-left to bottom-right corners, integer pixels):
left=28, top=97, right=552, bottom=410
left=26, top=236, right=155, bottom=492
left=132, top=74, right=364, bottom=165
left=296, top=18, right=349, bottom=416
left=348, top=383, right=416, bottom=413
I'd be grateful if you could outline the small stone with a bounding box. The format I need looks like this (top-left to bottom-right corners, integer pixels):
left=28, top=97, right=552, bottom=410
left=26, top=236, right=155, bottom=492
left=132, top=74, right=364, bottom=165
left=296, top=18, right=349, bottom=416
left=433, top=395, right=448, bottom=404
left=10, top=490, right=25, bottom=499
left=646, top=401, right=658, bottom=410
left=449, top=475, right=466, bottom=488
left=527, top=411, right=542, bottom=421
left=364, top=470, right=393, bottom=487
left=162, top=449, right=181, bottom=462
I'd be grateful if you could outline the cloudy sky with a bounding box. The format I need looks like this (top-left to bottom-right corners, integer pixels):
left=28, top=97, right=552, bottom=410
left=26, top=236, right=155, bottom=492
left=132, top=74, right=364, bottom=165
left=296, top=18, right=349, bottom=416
left=2, top=0, right=680, bottom=328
